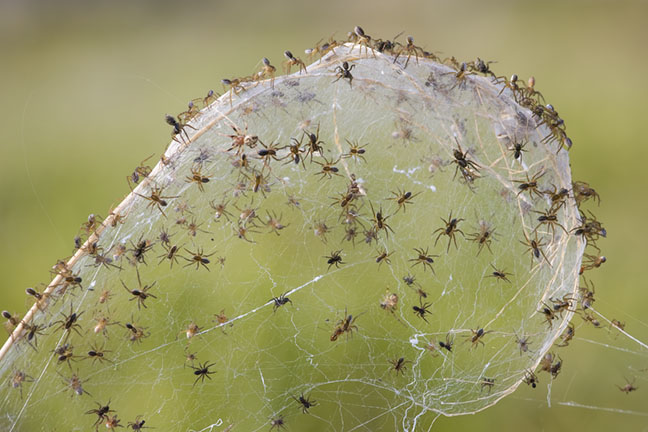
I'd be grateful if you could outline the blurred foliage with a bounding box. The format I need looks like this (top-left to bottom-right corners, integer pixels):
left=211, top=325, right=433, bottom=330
left=0, top=0, right=646, bottom=430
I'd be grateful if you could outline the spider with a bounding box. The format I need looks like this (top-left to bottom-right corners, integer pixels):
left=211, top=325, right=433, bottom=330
left=23, top=322, right=47, bottom=349
left=127, top=416, right=150, bottom=431
left=393, top=35, right=424, bottom=68
left=292, top=393, right=317, bottom=414
left=54, top=343, right=78, bottom=369
left=487, top=264, right=512, bottom=283
left=550, top=294, right=575, bottom=317
left=51, top=304, right=84, bottom=342
left=451, top=139, right=480, bottom=184
left=467, top=220, right=497, bottom=256
left=520, top=231, right=550, bottom=268
left=221, top=78, right=246, bottom=106
left=342, top=139, right=368, bottom=163
left=572, top=181, right=600, bottom=205
left=225, top=123, right=259, bottom=155
left=412, top=299, right=432, bottom=323
left=257, top=141, right=282, bottom=166
left=86, top=342, right=112, bottom=365
left=85, top=401, right=115, bottom=429
left=269, top=292, right=292, bottom=312
left=134, top=186, right=178, bottom=217
left=510, top=139, right=528, bottom=160
left=466, top=57, right=497, bottom=79
left=333, top=61, right=355, bottom=87
left=266, top=211, right=288, bottom=235
left=269, top=415, right=287, bottom=431
left=388, top=188, right=420, bottom=213
left=408, top=247, right=438, bottom=273
left=617, top=378, right=638, bottom=394
left=259, top=57, right=276, bottom=88
left=283, top=50, right=307, bottom=74
left=349, top=25, right=376, bottom=58
left=183, top=248, right=216, bottom=271
left=210, top=199, right=233, bottom=221
left=121, top=270, right=157, bottom=310
left=369, top=202, right=394, bottom=238
left=557, top=323, right=575, bottom=347
left=60, top=370, right=90, bottom=396
left=514, top=332, right=532, bottom=355
left=126, top=154, right=154, bottom=189
left=280, top=137, right=304, bottom=167
left=165, top=114, right=196, bottom=144
left=157, top=243, right=182, bottom=268
left=514, top=170, right=545, bottom=199
left=438, top=333, right=454, bottom=352
left=324, top=250, right=345, bottom=270
left=379, top=292, right=399, bottom=312
left=185, top=167, right=211, bottom=192
left=10, top=370, right=34, bottom=399
left=302, top=124, right=325, bottom=162
left=533, top=208, right=567, bottom=236
left=389, top=357, right=411, bottom=375
left=465, top=327, right=491, bottom=349
left=313, top=156, right=341, bottom=179
left=190, top=361, right=216, bottom=387
left=480, top=378, right=495, bottom=394
left=523, top=370, right=539, bottom=388
left=374, top=248, right=393, bottom=267
left=330, top=308, right=360, bottom=341
left=104, top=415, right=122, bottom=431
left=538, top=303, right=558, bottom=328
left=433, top=211, right=465, bottom=252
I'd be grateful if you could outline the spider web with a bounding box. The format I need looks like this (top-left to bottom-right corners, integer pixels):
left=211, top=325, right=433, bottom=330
left=1, top=45, right=631, bottom=432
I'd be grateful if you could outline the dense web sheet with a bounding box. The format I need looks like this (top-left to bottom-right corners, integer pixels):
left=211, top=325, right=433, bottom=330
left=0, top=45, right=599, bottom=431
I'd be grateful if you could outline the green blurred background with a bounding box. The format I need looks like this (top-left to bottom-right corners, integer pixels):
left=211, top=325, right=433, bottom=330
left=1, top=0, right=646, bottom=430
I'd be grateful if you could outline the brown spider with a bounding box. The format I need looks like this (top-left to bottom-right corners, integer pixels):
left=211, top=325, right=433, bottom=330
left=451, top=139, right=480, bottom=185
left=135, top=186, right=178, bottom=217
left=185, top=167, right=211, bottom=192
left=330, top=308, right=360, bottom=341
left=550, top=294, right=575, bottom=317
left=369, top=202, right=394, bottom=238
left=433, top=211, right=465, bottom=252
left=85, top=400, right=115, bottom=429
left=280, top=137, right=304, bottom=167
left=393, top=35, right=424, bottom=68
left=388, top=188, right=420, bottom=213
left=342, top=139, right=368, bottom=163
left=349, top=25, right=376, bottom=58
left=438, top=333, right=454, bottom=352
left=210, top=199, right=233, bottom=221
left=127, top=415, right=150, bottom=431
left=557, top=323, right=575, bottom=347
left=617, top=378, right=638, bottom=394
left=302, top=124, right=325, bottom=162
left=225, top=123, right=259, bottom=155
left=465, top=327, right=491, bottom=349
left=126, top=154, right=154, bottom=189
left=523, top=370, right=539, bottom=388
left=86, top=342, right=112, bottom=365
left=183, top=248, right=216, bottom=271
left=389, top=357, right=411, bottom=375
left=257, top=141, right=282, bottom=167
left=375, top=248, right=394, bottom=267
left=538, top=303, right=558, bottom=328
left=165, top=114, right=196, bottom=144
left=487, top=264, right=512, bottom=283
left=520, top=231, right=550, bottom=268
left=283, top=50, right=307, bottom=74
left=269, top=415, right=287, bottom=431
left=514, top=170, right=545, bottom=199
left=157, top=243, right=182, bottom=268
left=480, top=377, right=495, bottom=394
left=121, top=270, right=157, bottom=310
left=221, top=78, right=246, bottom=106
left=313, top=156, right=341, bottom=179
left=514, top=332, right=532, bottom=355
left=533, top=207, right=567, bottom=236
left=258, top=57, right=276, bottom=88
left=408, top=247, right=438, bottom=273
left=51, top=304, right=84, bottom=342
left=467, top=220, right=497, bottom=256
